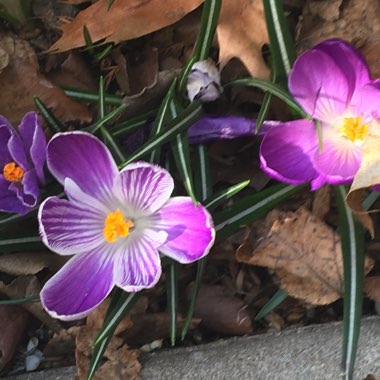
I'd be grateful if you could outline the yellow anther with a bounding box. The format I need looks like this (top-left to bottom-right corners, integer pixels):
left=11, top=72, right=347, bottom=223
left=103, top=209, right=134, bottom=243
left=340, top=117, right=368, bottom=143
left=3, top=162, right=24, bottom=182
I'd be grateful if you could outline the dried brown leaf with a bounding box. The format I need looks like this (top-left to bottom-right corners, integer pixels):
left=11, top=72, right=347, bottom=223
left=0, top=305, right=29, bottom=371
left=217, top=0, right=269, bottom=78
left=49, top=0, right=204, bottom=53
left=312, top=185, right=331, bottom=220
left=0, top=32, right=91, bottom=126
left=364, top=276, right=380, bottom=302
left=0, top=275, right=61, bottom=331
left=0, top=252, right=65, bottom=276
left=236, top=207, right=374, bottom=305
left=189, top=283, right=253, bottom=335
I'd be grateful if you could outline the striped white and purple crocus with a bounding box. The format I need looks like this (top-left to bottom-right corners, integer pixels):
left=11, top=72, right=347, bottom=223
left=260, top=39, right=380, bottom=189
left=0, top=112, right=46, bottom=214
left=39, top=132, right=215, bottom=321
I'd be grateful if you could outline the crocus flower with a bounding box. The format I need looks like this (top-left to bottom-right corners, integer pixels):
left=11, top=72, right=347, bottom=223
left=39, top=132, right=215, bottom=321
left=187, top=59, right=223, bottom=102
left=0, top=112, right=46, bottom=214
left=260, top=39, right=380, bottom=190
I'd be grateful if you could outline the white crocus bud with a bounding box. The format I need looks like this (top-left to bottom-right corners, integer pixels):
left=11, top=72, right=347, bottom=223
left=186, top=59, right=223, bottom=102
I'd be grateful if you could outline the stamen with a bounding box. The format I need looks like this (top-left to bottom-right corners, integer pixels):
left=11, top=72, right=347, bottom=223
left=103, top=209, right=134, bottom=243
left=340, top=117, right=368, bottom=143
left=3, top=162, right=24, bottom=182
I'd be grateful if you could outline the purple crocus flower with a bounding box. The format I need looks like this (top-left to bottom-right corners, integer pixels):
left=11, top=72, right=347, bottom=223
left=38, top=132, right=215, bottom=321
left=260, top=39, right=380, bottom=190
left=0, top=112, right=46, bottom=214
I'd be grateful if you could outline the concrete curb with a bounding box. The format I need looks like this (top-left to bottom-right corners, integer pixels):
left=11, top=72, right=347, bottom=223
left=6, top=317, right=380, bottom=380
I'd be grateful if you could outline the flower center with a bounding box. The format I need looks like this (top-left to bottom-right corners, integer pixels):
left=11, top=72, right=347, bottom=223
left=339, top=117, right=368, bottom=143
left=103, top=209, right=134, bottom=243
left=3, top=162, right=24, bottom=182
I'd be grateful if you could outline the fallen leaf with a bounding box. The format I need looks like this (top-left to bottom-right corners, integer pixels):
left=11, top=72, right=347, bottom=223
left=347, top=135, right=380, bottom=237
left=364, top=276, right=380, bottom=302
left=312, top=185, right=331, bottom=220
left=236, top=207, right=374, bottom=305
left=49, top=0, right=204, bottom=52
left=217, top=0, right=269, bottom=78
left=0, top=32, right=91, bottom=126
left=0, top=305, right=30, bottom=371
left=0, top=275, right=61, bottom=331
left=0, top=252, right=66, bottom=276
left=188, top=283, right=253, bottom=335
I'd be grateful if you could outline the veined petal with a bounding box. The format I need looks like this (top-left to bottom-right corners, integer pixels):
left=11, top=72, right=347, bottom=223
left=11, top=169, right=39, bottom=208
left=114, top=162, right=174, bottom=216
left=151, top=197, right=215, bottom=264
left=312, top=127, right=362, bottom=184
left=8, top=126, right=29, bottom=170
left=114, top=235, right=161, bottom=292
left=46, top=132, right=118, bottom=202
left=40, top=247, right=115, bottom=321
left=315, top=39, right=370, bottom=90
left=0, top=177, right=29, bottom=214
left=260, top=120, right=319, bottom=184
left=289, top=47, right=351, bottom=122
left=19, top=112, right=47, bottom=184
left=38, top=196, right=105, bottom=256
left=350, top=80, right=380, bottom=122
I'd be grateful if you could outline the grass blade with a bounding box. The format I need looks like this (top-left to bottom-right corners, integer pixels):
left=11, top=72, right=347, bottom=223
left=62, top=87, right=123, bottom=105
left=335, top=186, right=365, bottom=380
left=214, top=184, right=304, bottom=241
left=0, top=295, right=40, bottom=305
left=34, top=96, right=65, bottom=133
left=120, top=102, right=202, bottom=167
left=0, top=236, right=43, bottom=252
left=166, top=260, right=179, bottom=346
left=110, top=109, right=157, bottom=137
left=255, top=289, right=288, bottom=320
left=225, top=78, right=308, bottom=118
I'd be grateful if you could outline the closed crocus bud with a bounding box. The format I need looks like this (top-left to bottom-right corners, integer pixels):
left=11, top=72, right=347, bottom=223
left=186, top=59, right=223, bottom=102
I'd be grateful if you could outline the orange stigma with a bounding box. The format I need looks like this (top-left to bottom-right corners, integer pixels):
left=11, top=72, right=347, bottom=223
left=340, top=117, right=368, bottom=143
left=3, top=162, right=24, bottom=182
left=103, top=209, right=134, bottom=243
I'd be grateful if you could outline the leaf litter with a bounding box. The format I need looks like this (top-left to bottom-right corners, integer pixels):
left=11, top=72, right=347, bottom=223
left=1, top=0, right=380, bottom=378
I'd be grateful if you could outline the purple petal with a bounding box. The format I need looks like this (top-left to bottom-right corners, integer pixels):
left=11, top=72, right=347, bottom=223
left=114, top=162, right=174, bottom=215
left=311, top=128, right=362, bottom=184
left=8, top=127, right=29, bottom=171
left=0, top=124, right=12, bottom=168
left=40, top=247, right=115, bottom=321
left=289, top=47, right=351, bottom=122
left=47, top=132, right=118, bottom=202
left=0, top=177, right=30, bottom=214
left=114, top=235, right=162, bottom=292
left=260, top=120, right=320, bottom=184
left=19, top=112, right=47, bottom=184
left=188, top=116, right=281, bottom=144
left=315, top=39, right=370, bottom=90
left=350, top=80, right=380, bottom=121
left=38, top=196, right=105, bottom=256
left=10, top=169, right=39, bottom=208
left=151, top=197, right=215, bottom=264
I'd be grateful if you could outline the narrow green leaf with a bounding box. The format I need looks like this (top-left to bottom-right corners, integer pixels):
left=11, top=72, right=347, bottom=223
left=87, top=334, right=112, bottom=380
left=107, top=0, right=114, bottom=10
left=193, top=0, right=222, bottom=60
left=62, top=87, right=123, bottom=105
left=214, top=184, right=304, bottom=241
left=110, top=109, right=158, bottom=137
left=335, top=186, right=365, bottom=380
left=0, top=236, right=43, bottom=252
left=0, top=294, right=40, bottom=305
left=255, top=289, right=288, bottom=320
left=93, top=292, right=141, bottom=346
left=166, top=260, right=179, bottom=346
left=95, top=44, right=114, bottom=61
left=194, top=145, right=212, bottom=202
left=225, top=78, right=308, bottom=118
left=204, top=180, right=250, bottom=212
left=181, top=257, right=207, bottom=340
left=83, top=25, right=95, bottom=55
left=34, top=96, right=65, bottom=133
left=263, top=0, right=296, bottom=84
left=85, top=104, right=127, bottom=135
left=149, top=80, right=177, bottom=163
left=362, top=191, right=380, bottom=210
left=177, top=56, right=197, bottom=95
left=120, top=102, right=202, bottom=167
